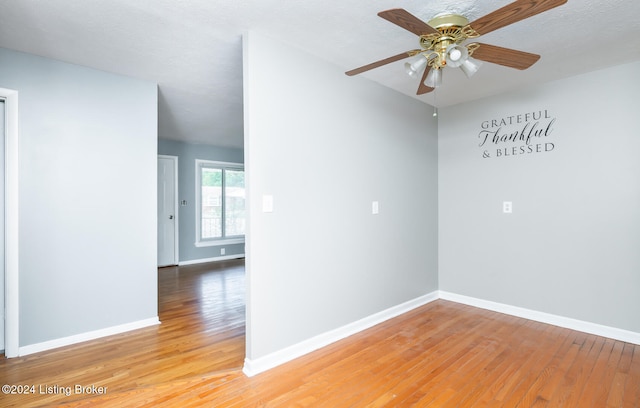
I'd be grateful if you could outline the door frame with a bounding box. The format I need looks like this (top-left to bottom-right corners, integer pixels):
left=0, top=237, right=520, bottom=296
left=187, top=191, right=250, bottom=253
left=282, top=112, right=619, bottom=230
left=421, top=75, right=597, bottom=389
left=1, top=87, right=19, bottom=357
left=158, top=155, right=179, bottom=266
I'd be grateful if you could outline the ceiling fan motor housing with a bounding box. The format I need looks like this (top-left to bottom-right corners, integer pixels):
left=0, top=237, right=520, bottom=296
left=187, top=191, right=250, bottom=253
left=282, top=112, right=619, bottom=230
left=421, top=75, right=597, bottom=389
left=421, top=14, right=474, bottom=67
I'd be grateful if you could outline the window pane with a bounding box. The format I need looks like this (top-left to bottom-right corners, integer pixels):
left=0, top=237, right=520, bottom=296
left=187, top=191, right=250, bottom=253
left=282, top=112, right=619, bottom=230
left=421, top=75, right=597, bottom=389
left=225, top=169, right=245, bottom=237
left=201, top=168, right=222, bottom=239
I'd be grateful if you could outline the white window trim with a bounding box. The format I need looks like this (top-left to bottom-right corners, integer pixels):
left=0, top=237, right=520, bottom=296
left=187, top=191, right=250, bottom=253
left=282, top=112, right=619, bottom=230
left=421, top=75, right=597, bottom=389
left=195, top=159, right=245, bottom=247
left=195, top=237, right=245, bottom=248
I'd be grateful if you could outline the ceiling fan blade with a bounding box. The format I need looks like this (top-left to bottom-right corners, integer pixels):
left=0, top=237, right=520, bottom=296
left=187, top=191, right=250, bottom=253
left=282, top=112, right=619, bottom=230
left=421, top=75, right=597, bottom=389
left=378, top=9, right=439, bottom=36
left=468, top=0, right=567, bottom=36
left=417, top=65, right=435, bottom=95
left=345, top=51, right=417, bottom=76
left=471, top=43, right=540, bottom=70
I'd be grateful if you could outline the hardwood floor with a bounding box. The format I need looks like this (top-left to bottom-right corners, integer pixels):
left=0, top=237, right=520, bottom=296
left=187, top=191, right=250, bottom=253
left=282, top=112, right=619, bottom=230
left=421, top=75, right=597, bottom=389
left=0, top=259, right=246, bottom=407
left=1, top=260, right=639, bottom=407
left=65, top=301, right=639, bottom=408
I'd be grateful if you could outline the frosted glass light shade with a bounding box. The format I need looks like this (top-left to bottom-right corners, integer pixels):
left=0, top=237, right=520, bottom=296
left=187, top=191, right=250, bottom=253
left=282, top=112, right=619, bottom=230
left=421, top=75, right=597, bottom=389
left=460, top=57, right=483, bottom=78
left=404, top=55, right=428, bottom=79
left=445, top=44, right=469, bottom=68
left=424, top=67, right=442, bottom=88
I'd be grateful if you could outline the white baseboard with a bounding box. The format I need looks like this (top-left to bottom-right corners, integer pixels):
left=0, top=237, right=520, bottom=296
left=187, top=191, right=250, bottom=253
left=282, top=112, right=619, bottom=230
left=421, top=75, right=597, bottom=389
left=242, top=291, right=439, bottom=377
left=244, top=291, right=640, bottom=377
left=178, top=254, right=245, bottom=266
left=18, top=317, right=160, bottom=357
left=439, top=291, right=640, bottom=346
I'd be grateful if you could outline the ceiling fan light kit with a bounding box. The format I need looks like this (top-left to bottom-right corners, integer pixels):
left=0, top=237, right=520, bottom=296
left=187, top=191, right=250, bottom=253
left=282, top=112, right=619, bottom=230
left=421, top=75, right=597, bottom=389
left=425, top=67, right=442, bottom=88
left=460, top=58, right=483, bottom=78
left=405, top=55, right=429, bottom=79
left=444, top=44, right=468, bottom=68
left=346, top=0, right=568, bottom=95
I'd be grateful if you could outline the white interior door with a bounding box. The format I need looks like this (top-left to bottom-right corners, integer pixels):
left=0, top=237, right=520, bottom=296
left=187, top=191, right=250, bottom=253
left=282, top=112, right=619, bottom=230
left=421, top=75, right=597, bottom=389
left=158, top=155, right=178, bottom=266
left=1, top=100, right=5, bottom=351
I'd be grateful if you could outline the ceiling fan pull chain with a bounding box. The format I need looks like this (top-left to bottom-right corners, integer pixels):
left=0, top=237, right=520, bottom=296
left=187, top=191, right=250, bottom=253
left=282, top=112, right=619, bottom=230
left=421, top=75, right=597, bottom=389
left=433, top=88, right=438, bottom=117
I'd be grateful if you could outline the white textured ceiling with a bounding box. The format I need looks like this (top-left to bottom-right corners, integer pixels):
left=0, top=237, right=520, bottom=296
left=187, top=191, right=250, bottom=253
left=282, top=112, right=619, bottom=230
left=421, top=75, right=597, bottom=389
left=1, top=0, right=640, bottom=148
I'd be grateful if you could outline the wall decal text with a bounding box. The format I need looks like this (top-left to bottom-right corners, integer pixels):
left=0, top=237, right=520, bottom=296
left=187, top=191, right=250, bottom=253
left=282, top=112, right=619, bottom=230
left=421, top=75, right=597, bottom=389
left=478, top=110, right=556, bottom=159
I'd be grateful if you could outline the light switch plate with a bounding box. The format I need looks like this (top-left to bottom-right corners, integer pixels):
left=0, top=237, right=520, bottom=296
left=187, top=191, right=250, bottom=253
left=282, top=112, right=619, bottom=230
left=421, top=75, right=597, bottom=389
left=262, top=195, right=274, bottom=213
left=372, top=201, right=379, bottom=215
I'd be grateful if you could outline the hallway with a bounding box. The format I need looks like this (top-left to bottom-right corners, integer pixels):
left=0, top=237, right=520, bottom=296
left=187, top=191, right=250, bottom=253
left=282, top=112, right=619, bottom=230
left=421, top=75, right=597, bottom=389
left=0, top=259, right=246, bottom=407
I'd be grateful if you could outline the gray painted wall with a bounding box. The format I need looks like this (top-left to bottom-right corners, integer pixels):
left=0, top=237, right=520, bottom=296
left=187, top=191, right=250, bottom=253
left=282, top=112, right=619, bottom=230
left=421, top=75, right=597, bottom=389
left=439, top=61, right=640, bottom=333
left=243, top=32, right=439, bottom=359
left=158, top=139, right=245, bottom=263
left=0, top=47, right=158, bottom=346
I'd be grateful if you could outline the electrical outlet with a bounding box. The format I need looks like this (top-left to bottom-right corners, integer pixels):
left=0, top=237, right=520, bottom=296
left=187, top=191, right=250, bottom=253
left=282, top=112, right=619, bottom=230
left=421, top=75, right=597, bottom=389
left=221, top=248, right=226, bottom=255
left=372, top=201, right=379, bottom=215
left=503, top=201, right=513, bottom=213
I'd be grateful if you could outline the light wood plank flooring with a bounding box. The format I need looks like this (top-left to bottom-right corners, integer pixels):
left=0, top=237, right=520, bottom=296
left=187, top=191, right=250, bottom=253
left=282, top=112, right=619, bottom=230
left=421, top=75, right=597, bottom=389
left=0, top=259, right=246, bottom=407
left=64, top=301, right=639, bottom=407
left=2, top=259, right=639, bottom=407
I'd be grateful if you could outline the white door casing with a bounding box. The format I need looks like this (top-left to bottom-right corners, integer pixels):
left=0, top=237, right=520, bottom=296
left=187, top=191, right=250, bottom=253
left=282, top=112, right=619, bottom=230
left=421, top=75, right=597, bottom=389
left=158, top=155, right=178, bottom=266
left=1, top=99, right=5, bottom=351
left=1, top=87, right=19, bottom=357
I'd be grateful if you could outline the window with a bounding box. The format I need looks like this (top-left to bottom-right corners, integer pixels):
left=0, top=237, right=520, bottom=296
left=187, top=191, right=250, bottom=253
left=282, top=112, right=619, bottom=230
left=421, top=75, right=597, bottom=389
left=195, top=160, right=245, bottom=246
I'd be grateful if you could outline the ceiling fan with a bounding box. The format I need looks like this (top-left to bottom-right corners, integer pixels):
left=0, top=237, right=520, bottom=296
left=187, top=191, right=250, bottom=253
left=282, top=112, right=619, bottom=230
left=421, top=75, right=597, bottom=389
left=346, top=0, right=568, bottom=95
